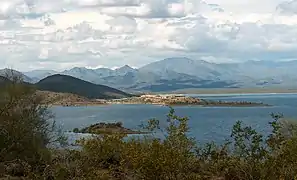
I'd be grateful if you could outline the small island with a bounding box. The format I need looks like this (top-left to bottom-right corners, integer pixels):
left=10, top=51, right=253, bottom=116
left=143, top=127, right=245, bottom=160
left=107, top=94, right=270, bottom=107
left=73, top=122, right=148, bottom=135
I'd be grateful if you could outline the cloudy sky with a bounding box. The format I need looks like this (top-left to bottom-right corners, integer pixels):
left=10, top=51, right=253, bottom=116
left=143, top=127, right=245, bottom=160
left=1, top=0, right=297, bottom=71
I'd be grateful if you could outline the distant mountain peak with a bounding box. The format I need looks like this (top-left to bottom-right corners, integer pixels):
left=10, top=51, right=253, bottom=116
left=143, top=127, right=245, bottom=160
left=117, top=65, right=134, bottom=70
left=115, top=65, right=137, bottom=75
left=69, top=67, right=89, bottom=71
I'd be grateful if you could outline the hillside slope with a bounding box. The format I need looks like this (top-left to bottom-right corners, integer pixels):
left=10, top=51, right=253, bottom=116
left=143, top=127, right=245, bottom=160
left=36, top=74, right=132, bottom=99
left=36, top=90, right=97, bottom=106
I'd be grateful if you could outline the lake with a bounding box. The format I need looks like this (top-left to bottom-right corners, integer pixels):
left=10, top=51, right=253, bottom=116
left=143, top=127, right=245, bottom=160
left=52, top=93, right=297, bottom=144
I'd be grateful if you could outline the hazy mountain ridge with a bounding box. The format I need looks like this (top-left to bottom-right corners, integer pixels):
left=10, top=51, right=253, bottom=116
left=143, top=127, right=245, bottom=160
left=11, top=58, right=297, bottom=92
left=23, top=70, right=58, bottom=81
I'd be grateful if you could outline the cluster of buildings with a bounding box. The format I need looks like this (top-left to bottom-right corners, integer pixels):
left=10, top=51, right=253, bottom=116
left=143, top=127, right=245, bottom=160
left=139, top=94, right=200, bottom=104
left=108, top=94, right=201, bottom=105
left=140, top=94, right=185, bottom=99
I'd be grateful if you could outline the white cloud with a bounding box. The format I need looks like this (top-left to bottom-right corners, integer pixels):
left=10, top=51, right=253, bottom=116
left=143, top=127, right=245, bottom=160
left=1, top=0, right=297, bottom=71
left=277, top=0, right=297, bottom=15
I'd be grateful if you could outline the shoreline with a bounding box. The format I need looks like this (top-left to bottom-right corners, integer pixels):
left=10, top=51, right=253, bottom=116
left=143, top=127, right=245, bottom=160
left=106, top=102, right=271, bottom=107
left=185, top=92, right=297, bottom=96
left=49, top=102, right=108, bottom=107
left=166, top=88, right=297, bottom=95
left=48, top=102, right=270, bottom=107
left=48, top=94, right=271, bottom=107
left=108, top=95, right=270, bottom=107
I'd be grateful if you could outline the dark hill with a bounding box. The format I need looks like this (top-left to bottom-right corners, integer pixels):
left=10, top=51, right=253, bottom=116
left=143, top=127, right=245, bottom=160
left=36, top=74, right=132, bottom=99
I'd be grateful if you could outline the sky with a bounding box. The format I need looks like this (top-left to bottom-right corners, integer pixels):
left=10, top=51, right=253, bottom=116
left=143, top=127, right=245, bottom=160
left=1, top=0, right=297, bottom=71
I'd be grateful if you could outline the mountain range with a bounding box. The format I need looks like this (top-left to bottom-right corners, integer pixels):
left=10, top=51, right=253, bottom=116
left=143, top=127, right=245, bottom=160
left=3, top=57, right=297, bottom=92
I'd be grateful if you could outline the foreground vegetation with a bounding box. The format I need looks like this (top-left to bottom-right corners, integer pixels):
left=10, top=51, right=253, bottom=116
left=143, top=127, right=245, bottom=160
left=2, top=75, right=297, bottom=179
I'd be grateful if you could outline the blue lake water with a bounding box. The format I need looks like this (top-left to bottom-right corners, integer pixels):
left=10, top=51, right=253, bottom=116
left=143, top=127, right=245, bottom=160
left=52, top=93, right=297, bottom=144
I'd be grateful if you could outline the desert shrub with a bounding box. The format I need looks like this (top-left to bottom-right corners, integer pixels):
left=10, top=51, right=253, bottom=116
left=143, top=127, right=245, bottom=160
left=36, top=134, right=127, bottom=180
left=195, top=113, right=297, bottom=180
left=119, top=107, right=199, bottom=180
left=0, top=73, right=65, bottom=178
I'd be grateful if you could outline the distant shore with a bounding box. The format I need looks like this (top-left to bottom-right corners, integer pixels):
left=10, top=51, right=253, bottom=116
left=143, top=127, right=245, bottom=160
left=50, top=101, right=108, bottom=107
left=163, top=88, right=297, bottom=95
left=45, top=91, right=278, bottom=107
left=106, top=94, right=270, bottom=107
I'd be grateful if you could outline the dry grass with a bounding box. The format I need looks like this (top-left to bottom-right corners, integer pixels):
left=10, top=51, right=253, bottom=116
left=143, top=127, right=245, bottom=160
left=36, top=90, right=106, bottom=106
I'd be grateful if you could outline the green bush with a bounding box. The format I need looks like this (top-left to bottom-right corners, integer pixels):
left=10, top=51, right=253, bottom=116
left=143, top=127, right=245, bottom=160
left=0, top=74, right=65, bottom=178
left=73, top=128, right=80, bottom=133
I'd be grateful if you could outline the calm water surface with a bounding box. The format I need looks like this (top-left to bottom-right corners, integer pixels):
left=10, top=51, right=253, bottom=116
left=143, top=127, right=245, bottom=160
left=52, top=93, right=297, bottom=144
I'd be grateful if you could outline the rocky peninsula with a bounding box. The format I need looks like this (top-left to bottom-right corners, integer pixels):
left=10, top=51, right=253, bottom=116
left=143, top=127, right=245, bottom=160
left=73, top=122, right=148, bottom=135
left=107, top=94, right=270, bottom=107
